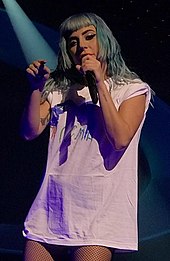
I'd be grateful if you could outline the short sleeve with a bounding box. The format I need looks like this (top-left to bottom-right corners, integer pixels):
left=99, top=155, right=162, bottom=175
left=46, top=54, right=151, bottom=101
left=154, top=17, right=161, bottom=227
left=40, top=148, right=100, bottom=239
left=118, top=82, right=152, bottom=112
left=44, top=79, right=63, bottom=107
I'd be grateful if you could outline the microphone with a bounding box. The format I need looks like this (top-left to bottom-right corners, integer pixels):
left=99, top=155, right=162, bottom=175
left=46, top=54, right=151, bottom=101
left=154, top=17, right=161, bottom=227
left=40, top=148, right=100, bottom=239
left=86, top=71, right=98, bottom=104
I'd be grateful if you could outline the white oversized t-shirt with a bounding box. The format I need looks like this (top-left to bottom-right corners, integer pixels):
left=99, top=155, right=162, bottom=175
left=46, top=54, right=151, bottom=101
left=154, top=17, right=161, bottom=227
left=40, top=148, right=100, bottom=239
left=23, top=79, right=151, bottom=252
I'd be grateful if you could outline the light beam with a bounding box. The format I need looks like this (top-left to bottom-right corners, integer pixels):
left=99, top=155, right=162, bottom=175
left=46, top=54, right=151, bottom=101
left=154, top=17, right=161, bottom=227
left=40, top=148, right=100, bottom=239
left=2, top=0, right=57, bottom=70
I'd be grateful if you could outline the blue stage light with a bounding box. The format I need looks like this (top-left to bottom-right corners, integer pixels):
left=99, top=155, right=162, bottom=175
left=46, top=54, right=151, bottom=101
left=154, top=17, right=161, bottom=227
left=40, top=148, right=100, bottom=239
left=2, top=0, right=57, bottom=70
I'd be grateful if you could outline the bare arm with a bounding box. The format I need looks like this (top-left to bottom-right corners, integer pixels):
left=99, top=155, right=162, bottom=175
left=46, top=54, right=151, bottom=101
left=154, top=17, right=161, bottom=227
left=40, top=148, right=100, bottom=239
left=78, top=55, right=146, bottom=150
left=97, top=81, right=146, bottom=150
left=20, top=60, right=51, bottom=140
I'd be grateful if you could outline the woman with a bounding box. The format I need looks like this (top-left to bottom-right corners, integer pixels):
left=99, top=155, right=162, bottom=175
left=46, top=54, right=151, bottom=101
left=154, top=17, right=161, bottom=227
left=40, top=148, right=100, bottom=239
left=21, top=13, right=151, bottom=261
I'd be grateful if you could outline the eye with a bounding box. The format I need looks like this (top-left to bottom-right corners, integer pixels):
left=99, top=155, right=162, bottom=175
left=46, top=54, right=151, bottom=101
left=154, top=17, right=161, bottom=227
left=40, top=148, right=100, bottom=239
left=85, top=34, right=96, bottom=40
left=69, top=40, right=77, bottom=48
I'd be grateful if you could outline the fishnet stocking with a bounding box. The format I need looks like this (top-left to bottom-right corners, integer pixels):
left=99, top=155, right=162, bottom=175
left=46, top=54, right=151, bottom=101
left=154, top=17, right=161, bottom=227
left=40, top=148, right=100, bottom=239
left=71, top=245, right=113, bottom=261
left=24, top=239, right=66, bottom=261
left=24, top=240, right=113, bottom=261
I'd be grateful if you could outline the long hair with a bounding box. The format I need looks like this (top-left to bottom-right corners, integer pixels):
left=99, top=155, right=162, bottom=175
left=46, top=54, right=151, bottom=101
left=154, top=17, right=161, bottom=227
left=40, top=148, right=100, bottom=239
left=42, top=13, right=140, bottom=100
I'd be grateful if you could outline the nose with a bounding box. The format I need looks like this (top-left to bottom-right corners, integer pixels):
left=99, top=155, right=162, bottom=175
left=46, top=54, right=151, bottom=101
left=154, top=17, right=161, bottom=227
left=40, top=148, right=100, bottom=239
left=78, top=37, right=87, bottom=52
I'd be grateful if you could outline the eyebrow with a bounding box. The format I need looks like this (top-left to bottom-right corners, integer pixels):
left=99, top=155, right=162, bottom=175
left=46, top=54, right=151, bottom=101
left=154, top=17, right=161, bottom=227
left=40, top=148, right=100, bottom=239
left=69, top=29, right=96, bottom=40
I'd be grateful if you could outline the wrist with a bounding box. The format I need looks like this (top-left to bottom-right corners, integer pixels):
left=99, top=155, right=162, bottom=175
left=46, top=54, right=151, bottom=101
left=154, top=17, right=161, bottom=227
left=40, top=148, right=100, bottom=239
left=96, top=80, right=107, bottom=91
left=29, top=88, right=42, bottom=100
left=30, top=82, right=45, bottom=92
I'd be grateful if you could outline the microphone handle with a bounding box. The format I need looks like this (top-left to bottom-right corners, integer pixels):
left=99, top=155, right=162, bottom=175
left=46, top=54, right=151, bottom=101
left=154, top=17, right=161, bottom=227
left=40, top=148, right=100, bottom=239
left=86, top=71, right=98, bottom=104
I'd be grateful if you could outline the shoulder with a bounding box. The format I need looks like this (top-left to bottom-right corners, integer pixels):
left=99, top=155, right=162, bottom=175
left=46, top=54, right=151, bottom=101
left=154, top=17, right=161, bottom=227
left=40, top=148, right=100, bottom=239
left=44, top=80, right=66, bottom=107
left=41, top=78, right=62, bottom=106
left=121, top=81, right=150, bottom=100
left=109, top=79, right=151, bottom=109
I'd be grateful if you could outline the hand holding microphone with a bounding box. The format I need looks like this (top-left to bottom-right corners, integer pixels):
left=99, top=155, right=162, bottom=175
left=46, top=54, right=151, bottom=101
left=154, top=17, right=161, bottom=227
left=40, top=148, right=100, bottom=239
left=76, top=54, right=102, bottom=104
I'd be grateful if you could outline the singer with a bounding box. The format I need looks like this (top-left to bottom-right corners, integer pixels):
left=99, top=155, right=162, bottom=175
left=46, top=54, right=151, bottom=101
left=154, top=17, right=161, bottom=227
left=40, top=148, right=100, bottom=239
left=21, top=13, right=151, bottom=261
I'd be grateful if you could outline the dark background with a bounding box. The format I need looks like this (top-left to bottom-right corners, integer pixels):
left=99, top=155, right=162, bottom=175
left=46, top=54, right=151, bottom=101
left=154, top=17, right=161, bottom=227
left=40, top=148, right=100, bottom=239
left=0, top=0, right=170, bottom=260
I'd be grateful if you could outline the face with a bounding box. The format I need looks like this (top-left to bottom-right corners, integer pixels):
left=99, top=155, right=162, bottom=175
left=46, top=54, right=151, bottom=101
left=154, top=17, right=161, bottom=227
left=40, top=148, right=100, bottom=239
left=67, top=25, right=99, bottom=65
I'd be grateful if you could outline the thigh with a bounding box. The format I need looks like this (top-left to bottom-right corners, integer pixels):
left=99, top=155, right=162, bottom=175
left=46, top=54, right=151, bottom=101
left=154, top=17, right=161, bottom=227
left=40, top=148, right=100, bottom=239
left=23, top=239, right=66, bottom=261
left=71, top=245, right=113, bottom=261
